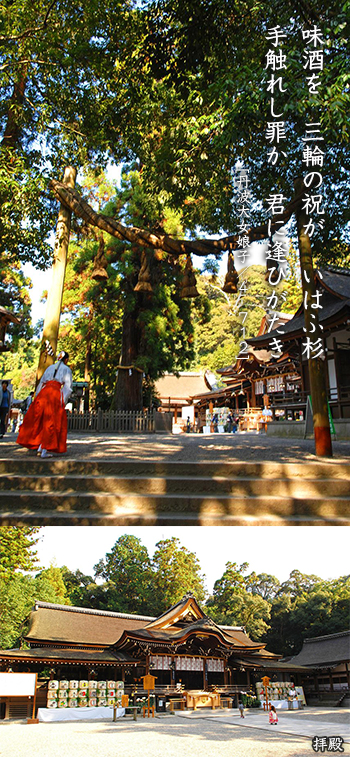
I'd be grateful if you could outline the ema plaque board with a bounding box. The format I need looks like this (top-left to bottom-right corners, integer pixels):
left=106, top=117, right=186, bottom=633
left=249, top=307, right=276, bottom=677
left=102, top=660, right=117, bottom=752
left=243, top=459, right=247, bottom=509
left=0, top=673, right=37, bottom=697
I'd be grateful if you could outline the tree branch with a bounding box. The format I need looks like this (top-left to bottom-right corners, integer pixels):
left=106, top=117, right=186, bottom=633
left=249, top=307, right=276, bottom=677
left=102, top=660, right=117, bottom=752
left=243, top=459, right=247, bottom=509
left=49, top=179, right=305, bottom=259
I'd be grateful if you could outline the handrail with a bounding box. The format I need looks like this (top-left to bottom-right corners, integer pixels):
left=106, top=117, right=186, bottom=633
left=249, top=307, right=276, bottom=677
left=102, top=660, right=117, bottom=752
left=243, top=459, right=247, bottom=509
left=336, top=689, right=350, bottom=707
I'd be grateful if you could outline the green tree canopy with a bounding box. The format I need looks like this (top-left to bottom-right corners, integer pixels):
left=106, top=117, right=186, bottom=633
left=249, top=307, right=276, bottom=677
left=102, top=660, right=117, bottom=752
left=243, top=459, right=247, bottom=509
left=59, top=567, right=110, bottom=610
left=194, top=263, right=294, bottom=371
left=0, top=528, right=71, bottom=649
left=0, top=254, right=33, bottom=345
left=131, top=0, right=349, bottom=256
left=150, top=537, right=207, bottom=615
left=263, top=570, right=350, bottom=655
left=0, top=338, right=40, bottom=397
left=94, top=534, right=154, bottom=614
left=35, top=565, right=70, bottom=605
left=205, top=561, right=271, bottom=639
left=0, top=571, right=70, bottom=649
left=0, top=526, right=41, bottom=574
left=58, top=166, right=211, bottom=409
left=92, top=535, right=206, bottom=616
left=0, top=0, right=143, bottom=267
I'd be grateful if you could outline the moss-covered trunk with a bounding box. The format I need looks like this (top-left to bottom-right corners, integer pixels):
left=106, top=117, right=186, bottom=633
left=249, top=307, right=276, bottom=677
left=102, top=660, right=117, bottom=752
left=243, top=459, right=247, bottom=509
left=112, top=308, right=143, bottom=411
left=36, top=166, right=77, bottom=383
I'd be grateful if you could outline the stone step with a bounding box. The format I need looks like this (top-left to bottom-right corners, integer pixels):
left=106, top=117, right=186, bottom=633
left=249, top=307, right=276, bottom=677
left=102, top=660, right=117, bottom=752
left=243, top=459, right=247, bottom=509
left=1, top=474, right=350, bottom=497
left=1, top=458, right=350, bottom=479
left=0, top=491, right=349, bottom=526
left=1, top=457, right=349, bottom=526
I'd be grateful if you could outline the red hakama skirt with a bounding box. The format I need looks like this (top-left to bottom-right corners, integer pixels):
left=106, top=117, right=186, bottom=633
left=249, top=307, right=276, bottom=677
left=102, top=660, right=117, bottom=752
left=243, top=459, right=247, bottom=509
left=17, top=380, right=67, bottom=453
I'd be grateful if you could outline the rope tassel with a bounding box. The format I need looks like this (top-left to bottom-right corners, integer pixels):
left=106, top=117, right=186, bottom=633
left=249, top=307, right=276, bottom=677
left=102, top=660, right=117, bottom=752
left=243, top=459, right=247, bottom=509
left=134, top=250, right=153, bottom=293
left=179, top=254, right=199, bottom=298
left=222, top=251, right=239, bottom=293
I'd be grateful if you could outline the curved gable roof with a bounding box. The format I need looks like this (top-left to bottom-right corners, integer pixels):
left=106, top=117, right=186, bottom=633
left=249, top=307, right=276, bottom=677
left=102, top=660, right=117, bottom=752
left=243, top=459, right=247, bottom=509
left=26, top=602, right=154, bottom=647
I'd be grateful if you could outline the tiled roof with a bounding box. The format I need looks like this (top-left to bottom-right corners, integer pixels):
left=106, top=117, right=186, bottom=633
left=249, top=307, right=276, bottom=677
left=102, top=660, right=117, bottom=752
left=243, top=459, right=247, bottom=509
left=0, top=648, right=134, bottom=663
left=154, top=373, right=209, bottom=402
left=320, top=267, right=350, bottom=299
left=285, top=631, right=350, bottom=667
left=233, top=657, right=307, bottom=671
left=26, top=602, right=154, bottom=647
left=248, top=267, right=350, bottom=349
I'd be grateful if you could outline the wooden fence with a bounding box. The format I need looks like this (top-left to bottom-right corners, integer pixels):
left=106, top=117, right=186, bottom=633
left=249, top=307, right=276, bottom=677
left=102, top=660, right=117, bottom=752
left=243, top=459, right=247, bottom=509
left=67, top=409, right=156, bottom=433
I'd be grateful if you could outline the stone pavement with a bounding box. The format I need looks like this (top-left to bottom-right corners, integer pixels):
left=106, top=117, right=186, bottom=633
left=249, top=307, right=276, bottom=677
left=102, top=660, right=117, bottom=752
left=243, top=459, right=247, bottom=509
left=0, top=708, right=349, bottom=757
left=176, top=705, right=350, bottom=742
left=1, top=429, right=350, bottom=462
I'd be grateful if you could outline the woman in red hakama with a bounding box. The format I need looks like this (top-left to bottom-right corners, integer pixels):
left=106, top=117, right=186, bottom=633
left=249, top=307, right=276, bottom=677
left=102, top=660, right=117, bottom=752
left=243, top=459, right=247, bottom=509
left=17, top=352, right=72, bottom=457
left=17, top=380, right=67, bottom=453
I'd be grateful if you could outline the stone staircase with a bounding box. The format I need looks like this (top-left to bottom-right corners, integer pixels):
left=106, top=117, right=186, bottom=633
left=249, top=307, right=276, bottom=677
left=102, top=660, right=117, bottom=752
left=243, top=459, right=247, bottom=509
left=306, top=690, right=350, bottom=707
left=0, top=458, right=349, bottom=525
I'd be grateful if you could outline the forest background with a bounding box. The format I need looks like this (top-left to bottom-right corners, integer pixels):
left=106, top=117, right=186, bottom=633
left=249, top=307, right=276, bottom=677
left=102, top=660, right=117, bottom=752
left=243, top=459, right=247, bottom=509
left=1, top=526, right=349, bottom=659
left=0, top=0, right=349, bottom=406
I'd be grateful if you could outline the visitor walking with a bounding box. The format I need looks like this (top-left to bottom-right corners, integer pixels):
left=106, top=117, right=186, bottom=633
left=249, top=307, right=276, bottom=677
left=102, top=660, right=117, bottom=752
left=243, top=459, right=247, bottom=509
left=17, top=351, right=73, bottom=458
left=226, top=412, right=233, bottom=433
left=0, top=380, right=11, bottom=438
left=10, top=406, right=20, bottom=432
left=238, top=701, right=244, bottom=718
left=23, top=391, right=34, bottom=415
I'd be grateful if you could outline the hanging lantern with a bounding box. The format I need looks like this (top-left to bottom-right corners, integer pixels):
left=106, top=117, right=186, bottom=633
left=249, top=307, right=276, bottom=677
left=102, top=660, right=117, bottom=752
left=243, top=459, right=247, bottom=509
left=92, top=235, right=108, bottom=281
left=179, top=254, right=199, bottom=298
left=222, top=251, right=239, bottom=293
left=92, top=258, right=108, bottom=280
left=134, top=249, right=153, bottom=293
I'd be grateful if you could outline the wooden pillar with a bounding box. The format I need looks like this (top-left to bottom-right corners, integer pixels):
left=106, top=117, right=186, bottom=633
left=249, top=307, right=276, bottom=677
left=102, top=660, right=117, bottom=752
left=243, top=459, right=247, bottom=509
left=36, top=166, right=77, bottom=383
left=170, top=657, right=175, bottom=687
left=328, top=669, right=334, bottom=692
left=251, top=382, right=256, bottom=408
left=294, top=177, right=332, bottom=457
left=224, top=663, right=228, bottom=686
left=333, top=337, right=342, bottom=419
left=203, top=659, right=206, bottom=691
left=298, top=341, right=306, bottom=396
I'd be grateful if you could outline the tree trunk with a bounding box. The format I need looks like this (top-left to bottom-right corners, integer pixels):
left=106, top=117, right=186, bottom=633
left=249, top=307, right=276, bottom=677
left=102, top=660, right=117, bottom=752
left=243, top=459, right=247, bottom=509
left=294, top=178, right=332, bottom=457
left=112, top=308, right=143, bottom=411
left=1, top=69, right=27, bottom=149
left=84, top=301, right=94, bottom=383
left=36, top=166, right=77, bottom=383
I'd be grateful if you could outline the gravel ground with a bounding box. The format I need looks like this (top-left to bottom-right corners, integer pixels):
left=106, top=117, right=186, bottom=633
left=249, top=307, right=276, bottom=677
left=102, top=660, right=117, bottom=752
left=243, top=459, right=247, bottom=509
left=1, top=711, right=349, bottom=757
left=1, top=431, right=350, bottom=462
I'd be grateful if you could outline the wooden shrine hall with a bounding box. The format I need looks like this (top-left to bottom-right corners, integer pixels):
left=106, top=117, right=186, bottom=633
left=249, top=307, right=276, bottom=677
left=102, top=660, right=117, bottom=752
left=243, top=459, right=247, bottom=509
left=247, top=267, right=350, bottom=421
left=0, top=595, right=308, bottom=717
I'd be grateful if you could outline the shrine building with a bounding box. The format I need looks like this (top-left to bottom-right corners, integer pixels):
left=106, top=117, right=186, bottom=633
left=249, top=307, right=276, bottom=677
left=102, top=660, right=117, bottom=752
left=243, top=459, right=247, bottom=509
left=0, top=595, right=309, bottom=718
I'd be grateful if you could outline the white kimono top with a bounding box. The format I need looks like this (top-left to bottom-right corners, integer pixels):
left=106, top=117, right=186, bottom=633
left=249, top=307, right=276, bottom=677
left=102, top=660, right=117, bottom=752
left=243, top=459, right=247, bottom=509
left=36, top=361, right=73, bottom=405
